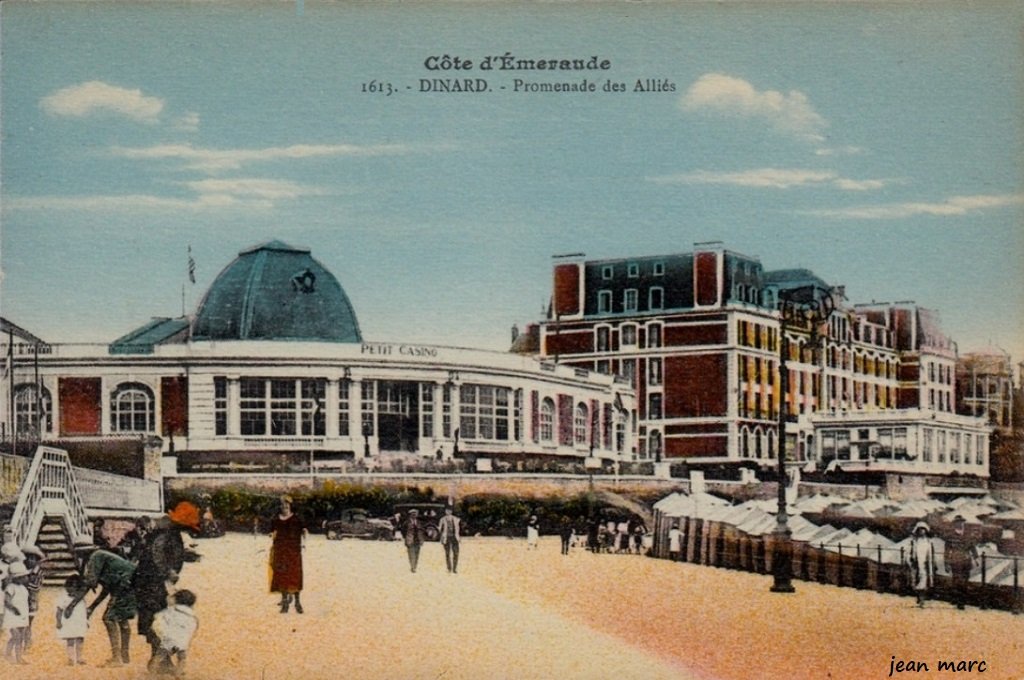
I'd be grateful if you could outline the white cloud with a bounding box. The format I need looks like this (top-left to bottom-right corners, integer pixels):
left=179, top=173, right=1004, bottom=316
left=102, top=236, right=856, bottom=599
left=4, top=193, right=270, bottom=212
left=173, top=111, right=201, bottom=133
left=111, top=141, right=437, bottom=173
left=182, top=178, right=325, bottom=200
left=649, top=168, right=888, bottom=191
left=40, top=81, right=164, bottom=123
left=680, top=73, right=828, bottom=143
left=3, top=177, right=332, bottom=213
left=800, top=193, right=1024, bottom=219
left=816, top=145, right=865, bottom=157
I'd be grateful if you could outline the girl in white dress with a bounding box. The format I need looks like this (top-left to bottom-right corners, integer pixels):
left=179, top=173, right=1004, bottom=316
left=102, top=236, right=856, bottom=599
left=55, top=574, right=89, bottom=665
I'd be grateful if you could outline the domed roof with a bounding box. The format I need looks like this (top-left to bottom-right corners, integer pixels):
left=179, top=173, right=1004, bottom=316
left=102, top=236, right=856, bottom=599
left=192, top=240, right=362, bottom=342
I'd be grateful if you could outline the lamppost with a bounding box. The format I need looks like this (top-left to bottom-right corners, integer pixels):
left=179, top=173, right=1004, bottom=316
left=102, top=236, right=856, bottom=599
left=771, top=285, right=834, bottom=594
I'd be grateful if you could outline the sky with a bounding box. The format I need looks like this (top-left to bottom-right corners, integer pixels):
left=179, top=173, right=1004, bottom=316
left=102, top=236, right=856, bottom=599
left=1, top=1, right=1022, bottom=362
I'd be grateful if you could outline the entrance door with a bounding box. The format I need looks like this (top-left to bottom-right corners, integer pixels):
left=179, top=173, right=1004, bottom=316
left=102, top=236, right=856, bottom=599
left=377, top=381, right=420, bottom=452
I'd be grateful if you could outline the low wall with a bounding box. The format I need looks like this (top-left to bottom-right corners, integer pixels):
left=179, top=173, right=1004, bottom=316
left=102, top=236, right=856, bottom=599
left=166, top=472, right=686, bottom=501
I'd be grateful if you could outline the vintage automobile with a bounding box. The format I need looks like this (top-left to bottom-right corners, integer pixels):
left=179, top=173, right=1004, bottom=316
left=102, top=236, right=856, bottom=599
left=322, top=508, right=395, bottom=541
left=392, top=502, right=448, bottom=542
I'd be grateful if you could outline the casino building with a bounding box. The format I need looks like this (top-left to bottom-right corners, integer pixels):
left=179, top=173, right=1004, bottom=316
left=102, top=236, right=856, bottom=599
left=538, top=241, right=990, bottom=480
left=1, top=240, right=635, bottom=472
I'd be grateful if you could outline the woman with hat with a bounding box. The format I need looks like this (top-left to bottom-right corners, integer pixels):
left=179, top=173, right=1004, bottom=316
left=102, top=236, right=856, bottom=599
left=908, top=521, right=934, bottom=607
left=270, top=495, right=306, bottom=613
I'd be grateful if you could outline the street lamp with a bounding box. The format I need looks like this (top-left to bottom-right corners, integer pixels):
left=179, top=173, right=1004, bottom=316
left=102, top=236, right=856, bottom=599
left=771, top=285, right=834, bottom=594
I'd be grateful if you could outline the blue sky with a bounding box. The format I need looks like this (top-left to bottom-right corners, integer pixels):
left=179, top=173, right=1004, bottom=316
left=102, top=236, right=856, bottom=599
left=2, top=1, right=1022, bottom=362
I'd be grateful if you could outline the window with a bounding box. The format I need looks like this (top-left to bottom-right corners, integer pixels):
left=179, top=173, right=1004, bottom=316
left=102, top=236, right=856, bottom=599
left=270, top=379, right=298, bottom=436
left=649, top=358, right=662, bottom=386
left=240, top=378, right=267, bottom=435
left=13, top=384, right=52, bottom=435
left=837, top=431, right=851, bottom=460
left=214, top=377, right=227, bottom=436
left=821, top=430, right=836, bottom=461
left=540, top=398, right=555, bottom=442
left=950, top=432, right=961, bottom=464
left=300, top=380, right=326, bottom=436
left=596, top=326, right=610, bottom=352
left=601, top=265, right=613, bottom=280
left=648, top=393, right=662, bottom=420
left=922, top=429, right=933, bottom=462
left=238, top=378, right=326, bottom=437
left=620, top=324, right=637, bottom=346
left=442, top=383, right=452, bottom=438
left=361, top=380, right=376, bottom=436
left=653, top=262, right=664, bottom=276
left=619, top=360, right=635, bottom=387
left=937, top=431, right=947, bottom=463
left=574, top=403, right=588, bottom=445
left=420, top=383, right=434, bottom=438
left=647, top=432, right=663, bottom=458
left=627, top=262, right=639, bottom=278
left=649, top=287, right=664, bottom=311
left=459, top=384, right=512, bottom=441
left=647, top=323, right=662, bottom=348
left=111, top=383, right=155, bottom=433
left=624, top=289, right=638, bottom=312
left=976, top=435, right=985, bottom=465
left=338, top=379, right=350, bottom=436
left=514, top=389, right=523, bottom=442
left=598, top=290, right=612, bottom=313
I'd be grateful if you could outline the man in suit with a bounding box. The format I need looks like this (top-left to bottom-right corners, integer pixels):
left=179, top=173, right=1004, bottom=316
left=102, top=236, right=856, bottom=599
left=401, top=509, right=426, bottom=573
left=439, top=504, right=461, bottom=574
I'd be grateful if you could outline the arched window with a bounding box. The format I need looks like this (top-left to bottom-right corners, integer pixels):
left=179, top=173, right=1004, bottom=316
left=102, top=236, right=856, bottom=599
left=740, top=427, right=750, bottom=458
left=111, top=383, right=155, bottom=433
left=540, top=398, right=555, bottom=442
left=13, top=383, right=52, bottom=435
left=574, top=403, right=588, bottom=445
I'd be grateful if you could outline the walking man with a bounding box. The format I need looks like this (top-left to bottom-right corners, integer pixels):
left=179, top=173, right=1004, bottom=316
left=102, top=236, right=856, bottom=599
left=439, top=504, right=461, bottom=574
left=401, top=509, right=425, bottom=573
left=944, top=515, right=978, bottom=610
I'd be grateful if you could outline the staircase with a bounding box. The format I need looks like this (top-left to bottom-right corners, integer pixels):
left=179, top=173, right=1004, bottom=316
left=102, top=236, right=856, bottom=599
left=36, top=515, right=78, bottom=586
left=8, top=446, right=93, bottom=585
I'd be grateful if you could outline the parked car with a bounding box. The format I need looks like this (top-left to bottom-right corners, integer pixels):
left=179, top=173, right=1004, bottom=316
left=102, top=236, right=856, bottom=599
left=322, top=508, right=395, bottom=541
left=392, top=502, right=447, bottom=541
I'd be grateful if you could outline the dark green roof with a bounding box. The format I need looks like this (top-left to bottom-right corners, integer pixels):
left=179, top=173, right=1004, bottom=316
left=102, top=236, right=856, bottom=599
left=191, top=240, right=362, bottom=343
left=110, top=317, right=190, bottom=354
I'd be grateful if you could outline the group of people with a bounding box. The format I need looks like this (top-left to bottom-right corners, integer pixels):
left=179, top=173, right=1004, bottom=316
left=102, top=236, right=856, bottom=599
left=266, top=496, right=463, bottom=611
left=1, top=530, right=44, bottom=664
left=908, top=514, right=980, bottom=610
left=2, top=500, right=202, bottom=673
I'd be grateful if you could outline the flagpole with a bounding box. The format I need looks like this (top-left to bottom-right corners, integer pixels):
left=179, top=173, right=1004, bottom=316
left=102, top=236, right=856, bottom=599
left=8, top=328, right=15, bottom=457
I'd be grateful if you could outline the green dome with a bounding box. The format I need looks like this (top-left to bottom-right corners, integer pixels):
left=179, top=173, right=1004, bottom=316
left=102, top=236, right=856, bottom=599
left=192, top=240, right=362, bottom=342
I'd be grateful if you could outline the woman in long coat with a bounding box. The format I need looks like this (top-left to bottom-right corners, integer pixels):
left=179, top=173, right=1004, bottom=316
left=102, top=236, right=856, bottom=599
left=908, top=521, right=934, bottom=607
left=270, top=495, right=306, bottom=613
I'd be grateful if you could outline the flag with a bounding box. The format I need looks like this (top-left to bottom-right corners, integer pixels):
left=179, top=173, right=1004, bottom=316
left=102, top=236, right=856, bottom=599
left=613, top=392, right=626, bottom=414
left=188, top=245, right=196, bottom=284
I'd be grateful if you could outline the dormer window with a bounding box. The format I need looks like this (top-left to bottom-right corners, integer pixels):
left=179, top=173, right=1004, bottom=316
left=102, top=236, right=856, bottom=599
left=627, top=263, right=639, bottom=278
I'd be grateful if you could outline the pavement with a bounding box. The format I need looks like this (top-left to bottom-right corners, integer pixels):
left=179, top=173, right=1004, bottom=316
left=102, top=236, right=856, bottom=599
left=3, top=533, right=1023, bottom=679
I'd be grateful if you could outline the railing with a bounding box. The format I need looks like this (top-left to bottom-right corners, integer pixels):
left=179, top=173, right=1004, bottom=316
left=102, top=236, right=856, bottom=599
left=9, top=446, right=92, bottom=548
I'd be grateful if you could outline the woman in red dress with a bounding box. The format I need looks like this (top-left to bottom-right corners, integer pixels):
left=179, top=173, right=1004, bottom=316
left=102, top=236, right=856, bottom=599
left=269, top=495, right=306, bottom=613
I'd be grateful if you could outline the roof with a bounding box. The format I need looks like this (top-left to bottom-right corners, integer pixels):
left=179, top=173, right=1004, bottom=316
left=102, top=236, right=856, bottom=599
left=191, top=240, right=362, bottom=343
left=109, top=317, right=190, bottom=354
left=762, top=268, right=831, bottom=289
left=0, top=317, right=47, bottom=346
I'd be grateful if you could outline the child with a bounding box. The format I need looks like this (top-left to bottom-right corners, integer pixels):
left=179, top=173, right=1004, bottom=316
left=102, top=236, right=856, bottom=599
left=21, top=545, right=45, bottom=650
left=55, top=574, right=89, bottom=665
left=3, top=561, right=30, bottom=664
left=150, top=589, right=198, bottom=676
